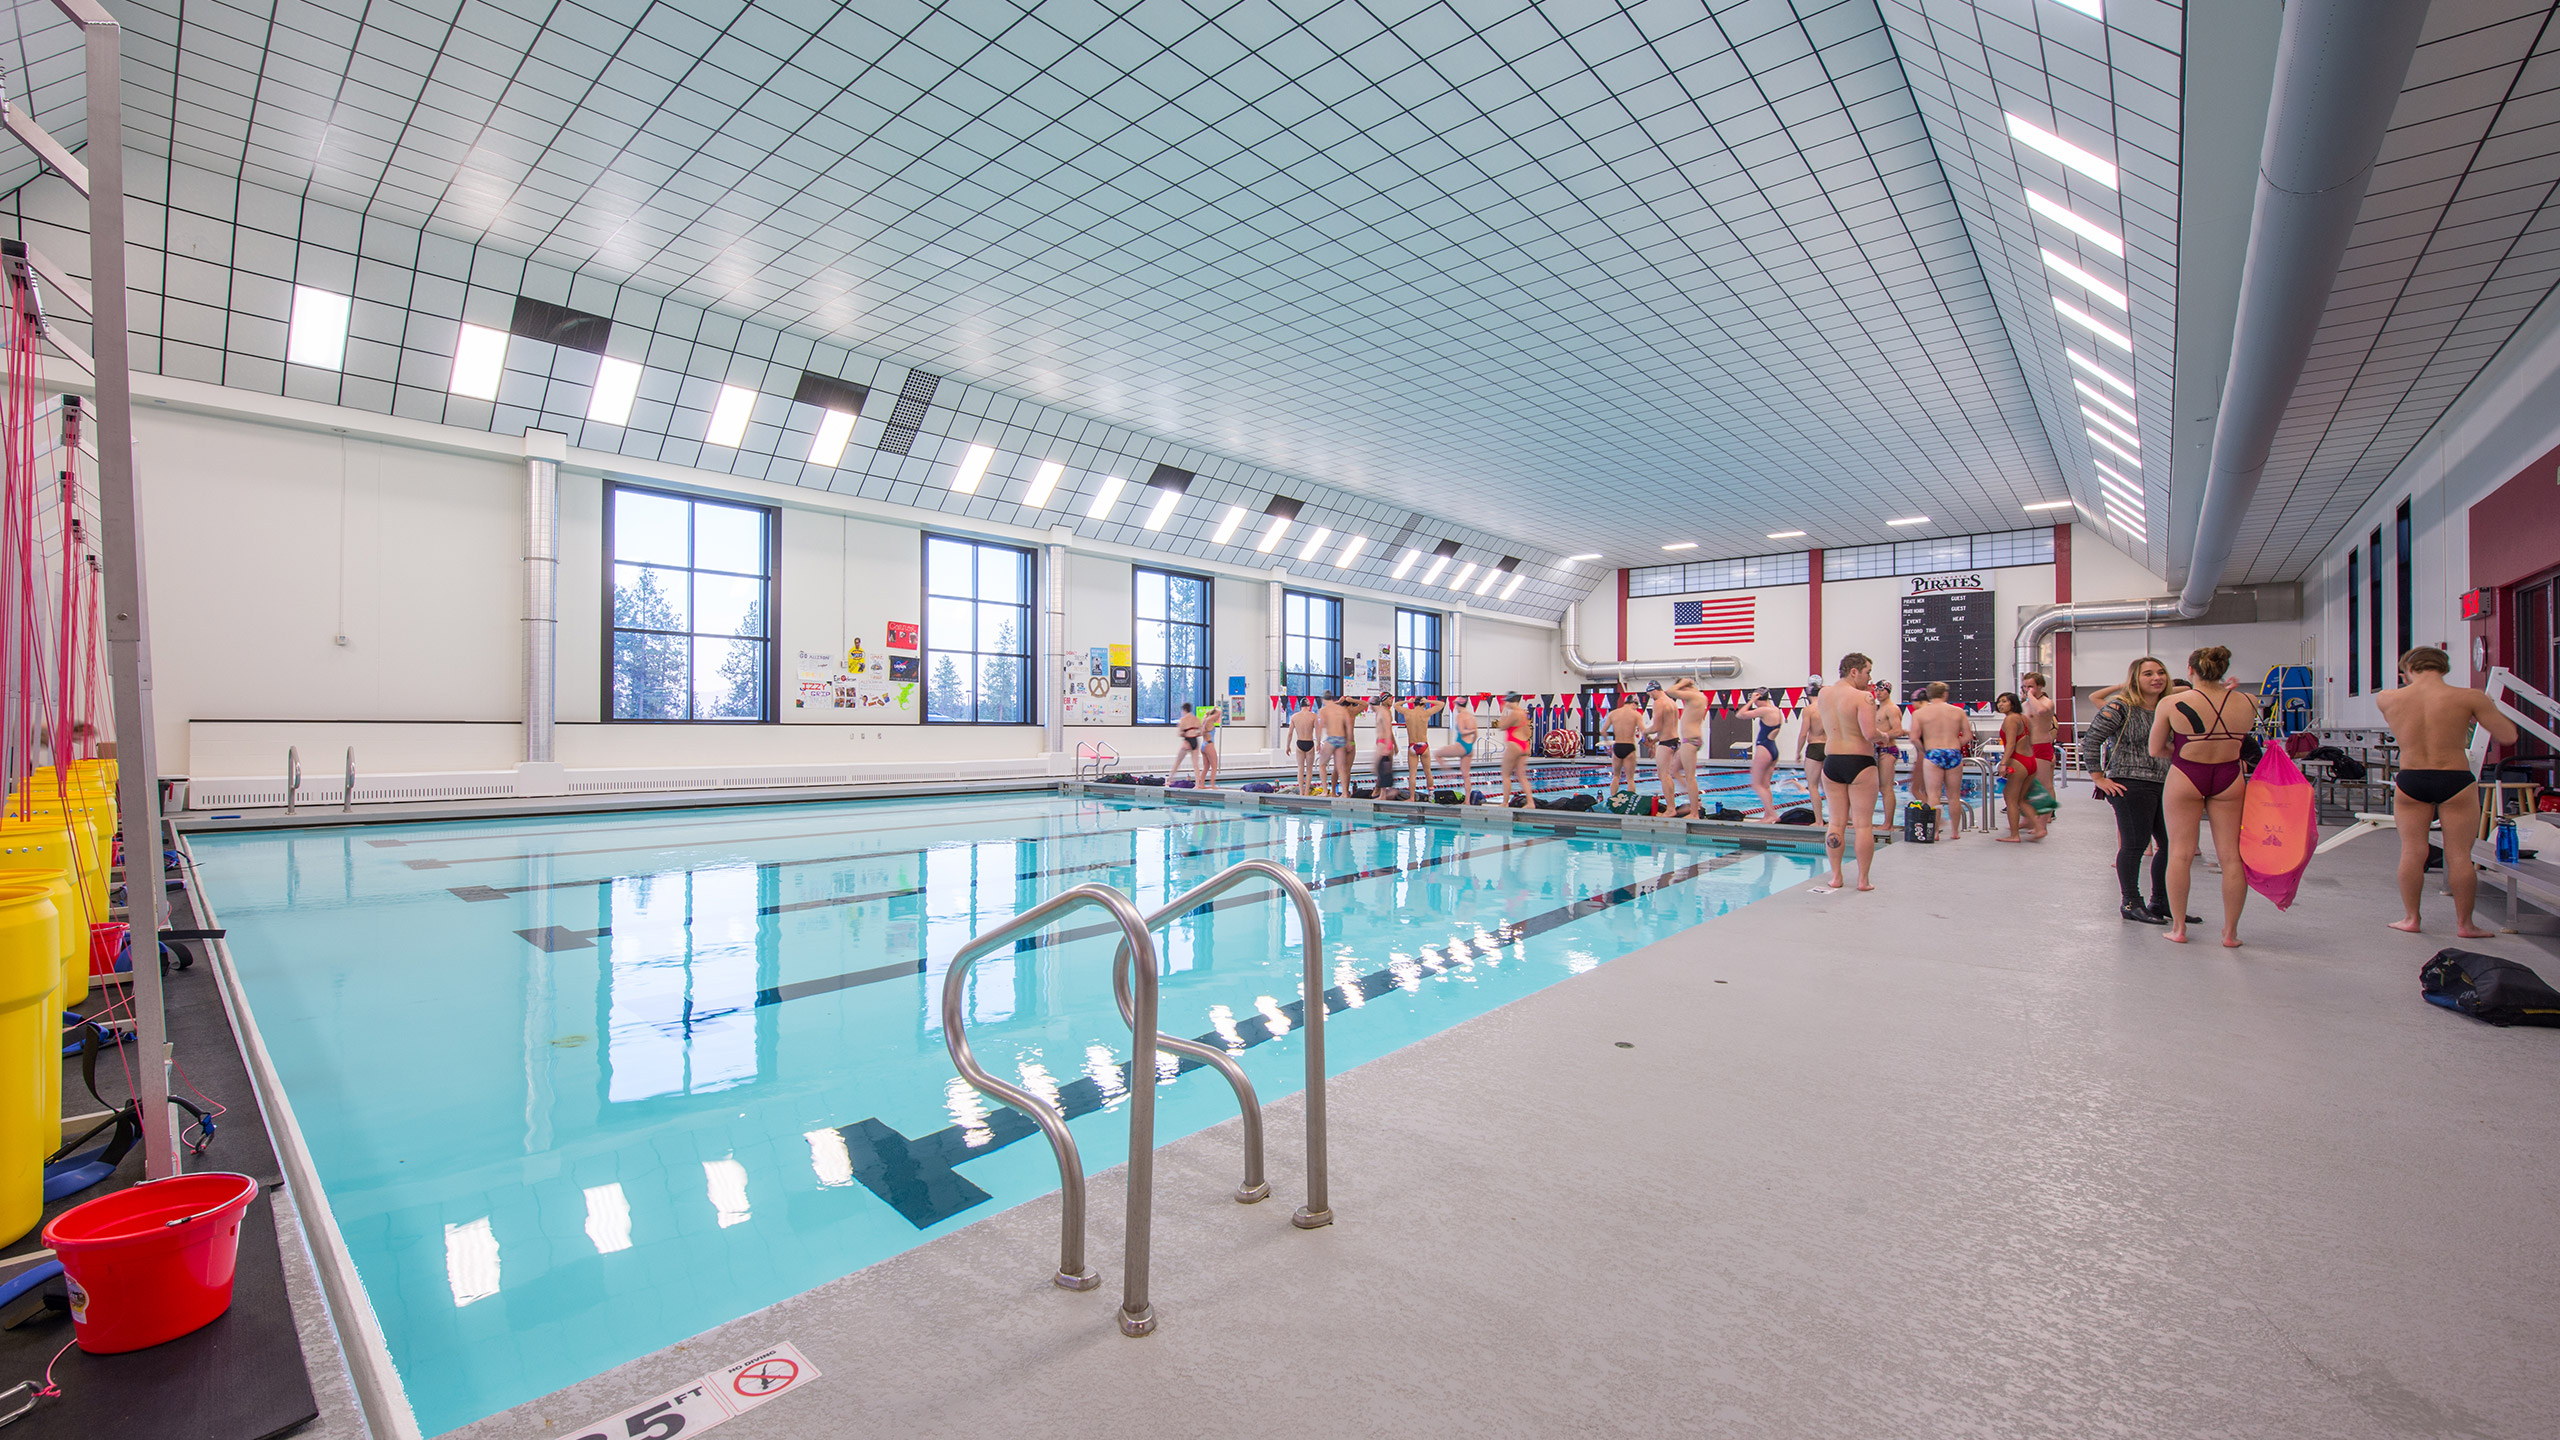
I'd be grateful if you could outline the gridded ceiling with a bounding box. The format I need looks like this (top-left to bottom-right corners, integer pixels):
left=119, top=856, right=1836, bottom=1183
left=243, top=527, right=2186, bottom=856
left=5, top=0, right=2560, bottom=594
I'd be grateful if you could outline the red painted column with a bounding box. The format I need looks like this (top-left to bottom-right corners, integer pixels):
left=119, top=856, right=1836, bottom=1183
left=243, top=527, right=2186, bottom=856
left=1616, top=566, right=1629, bottom=662
left=2053, top=523, right=2073, bottom=740
left=1806, top=548, right=1823, bottom=683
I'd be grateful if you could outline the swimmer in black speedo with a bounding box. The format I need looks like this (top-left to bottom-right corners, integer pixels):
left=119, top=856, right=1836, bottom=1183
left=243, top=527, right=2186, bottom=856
left=1607, top=692, right=1646, bottom=794
left=2376, top=646, right=2518, bottom=938
left=1288, top=697, right=1321, bottom=793
left=1814, top=652, right=1883, bottom=892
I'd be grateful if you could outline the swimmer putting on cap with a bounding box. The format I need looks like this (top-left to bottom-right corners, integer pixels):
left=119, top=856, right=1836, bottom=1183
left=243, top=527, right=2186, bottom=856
left=1815, top=653, right=1883, bottom=892
left=1649, top=683, right=1685, bottom=816
left=1400, top=695, right=1445, bottom=796
left=1372, top=693, right=1399, bottom=795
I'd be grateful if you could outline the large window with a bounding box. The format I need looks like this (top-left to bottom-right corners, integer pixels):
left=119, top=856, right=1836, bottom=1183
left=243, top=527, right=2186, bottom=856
left=2347, top=547, right=2362, bottom=696
left=1821, top=527, right=2054, bottom=581
left=1395, top=608, right=1442, bottom=697
left=1282, top=590, right=1342, bottom=696
left=607, top=483, right=775, bottom=722
left=2395, top=499, right=2413, bottom=670
left=2368, top=527, right=2384, bottom=695
left=1134, top=567, right=1211, bottom=724
left=1626, top=551, right=1809, bottom=597
left=924, top=535, right=1034, bottom=724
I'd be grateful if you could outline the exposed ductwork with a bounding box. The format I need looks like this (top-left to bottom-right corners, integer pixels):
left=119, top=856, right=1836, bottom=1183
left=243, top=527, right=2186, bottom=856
left=2178, top=0, right=2429, bottom=617
left=1561, top=602, right=1739, bottom=683
left=521, top=430, right=565, bottom=764
left=2014, top=598, right=2185, bottom=693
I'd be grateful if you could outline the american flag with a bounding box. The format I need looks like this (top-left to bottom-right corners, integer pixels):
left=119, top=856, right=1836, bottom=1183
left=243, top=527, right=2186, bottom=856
left=1673, top=596, right=1755, bottom=645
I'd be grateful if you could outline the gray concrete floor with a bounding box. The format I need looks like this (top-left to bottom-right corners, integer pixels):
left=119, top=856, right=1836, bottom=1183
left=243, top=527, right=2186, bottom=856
left=453, top=808, right=2560, bottom=1440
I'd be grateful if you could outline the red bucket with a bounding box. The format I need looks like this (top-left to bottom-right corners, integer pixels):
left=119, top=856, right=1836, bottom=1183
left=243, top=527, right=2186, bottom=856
left=40, top=1172, right=260, bottom=1353
left=86, top=920, right=129, bottom=978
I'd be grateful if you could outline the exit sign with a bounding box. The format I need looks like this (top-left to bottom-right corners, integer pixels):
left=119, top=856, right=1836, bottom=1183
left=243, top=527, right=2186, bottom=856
left=2461, top=588, right=2495, bottom=621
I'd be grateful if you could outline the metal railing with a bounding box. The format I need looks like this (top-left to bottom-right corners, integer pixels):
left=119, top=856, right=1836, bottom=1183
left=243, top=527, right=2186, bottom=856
left=343, top=746, right=355, bottom=811
left=1107, top=858, right=1332, bottom=1229
left=285, top=745, right=301, bottom=812
left=940, top=883, right=1164, bottom=1335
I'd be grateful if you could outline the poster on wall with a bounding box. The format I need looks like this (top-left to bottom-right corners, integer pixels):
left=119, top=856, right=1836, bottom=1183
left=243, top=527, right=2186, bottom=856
left=886, top=621, right=918, bottom=650
left=889, top=655, right=918, bottom=681
left=1062, top=647, right=1131, bottom=724
left=1900, top=573, right=1995, bottom=705
left=795, top=650, right=833, bottom=709
left=835, top=678, right=916, bottom=713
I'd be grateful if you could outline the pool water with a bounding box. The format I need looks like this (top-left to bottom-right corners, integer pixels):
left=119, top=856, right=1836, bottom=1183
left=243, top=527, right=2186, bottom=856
left=188, top=795, right=1821, bottom=1434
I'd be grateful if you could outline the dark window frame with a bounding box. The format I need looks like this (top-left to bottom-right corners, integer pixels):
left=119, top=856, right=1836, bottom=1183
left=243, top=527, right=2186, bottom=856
left=2394, top=499, right=2414, bottom=673
left=1131, top=565, right=1213, bottom=725
left=1395, top=607, right=1443, bottom=698
left=2368, top=526, right=2384, bottom=694
left=2348, top=547, right=2362, bottom=696
left=921, top=533, right=1038, bottom=726
left=602, top=480, right=779, bottom=724
left=1282, top=589, right=1343, bottom=697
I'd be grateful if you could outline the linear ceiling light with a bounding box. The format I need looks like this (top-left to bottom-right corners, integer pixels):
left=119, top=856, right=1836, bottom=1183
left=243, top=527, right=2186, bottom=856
left=806, top=407, right=857, bottom=466
left=1144, top=489, right=1179, bottom=530
left=1297, top=525, right=1332, bottom=562
left=448, top=323, right=509, bottom=399
left=705, top=384, right=757, bottom=448
left=1767, top=530, right=1805, bottom=540
left=1449, top=562, right=1477, bottom=590
left=287, top=286, right=351, bottom=369
left=1662, top=541, right=1697, bottom=551
left=1086, top=475, right=1124, bottom=519
left=1022, top=460, right=1065, bottom=508
left=1563, top=552, right=1601, bottom=563
left=2041, top=249, right=2126, bottom=310
left=2023, top=500, right=2074, bottom=512
left=2066, top=347, right=2135, bottom=397
left=1887, top=516, right=1928, bottom=527
left=2005, top=112, right=2119, bottom=189
left=1500, top=572, right=1525, bottom=600
left=588, top=357, right=644, bottom=426
left=2083, top=409, right=2140, bottom=448
left=1391, top=547, right=1421, bottom=579
left=1213, top=505, right=1247, bottom=545
left=2106, top=502, right=2147, bottom=532
left=2074, top=379, right=2137, bottom=426
left=949, top=443, right=996, bottom=494
left=1474, top=565, right=1501, bottom=596
left=1420, top=554, right=1450, bottom=586
left=2058, top=0, right=2103, bottom=20
left=1142, top=466, right=1191, bottom=530
left=1255, top=496, right=1301, bottom=553
left=2024, top=189, right=2122, bottom=256
left=2054, top=298, right=2132, bottom=350
left=2088, top=431, right=2142, bottom=468
left=2094, top=462, right=2143, bottom=502
left=1336, top=534, right=1368, bottom=567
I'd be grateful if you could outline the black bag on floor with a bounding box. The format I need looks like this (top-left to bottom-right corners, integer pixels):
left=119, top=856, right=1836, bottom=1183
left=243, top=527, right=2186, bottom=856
left=1903, top=801, right=1937, bottom=843
left=1433, top=788, right=1464, bottom=805
left=1555, top=794, right=1597, bottom=811
left=1711, top=805, right=1746, bottom=820
left=2421, top=949, right=2560, bottom=1027
left=1779, top=806, right=1815, bottom=825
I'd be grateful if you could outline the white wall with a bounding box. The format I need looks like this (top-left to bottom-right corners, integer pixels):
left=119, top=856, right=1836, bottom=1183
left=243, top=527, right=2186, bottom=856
left=1624, top=580, right=1812, bottom=684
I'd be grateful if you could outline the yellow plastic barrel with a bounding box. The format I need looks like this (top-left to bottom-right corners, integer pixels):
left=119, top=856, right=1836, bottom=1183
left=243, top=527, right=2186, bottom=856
left=0, top=827, right=97, bottom=1008
left=2, top=885, right=62, bottom=1244
left=0, top=875, right=76, bottom=1154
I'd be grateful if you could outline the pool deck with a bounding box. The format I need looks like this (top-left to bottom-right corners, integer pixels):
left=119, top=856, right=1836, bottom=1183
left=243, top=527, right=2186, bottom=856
left=427, top=802, right=2560, bottom=1440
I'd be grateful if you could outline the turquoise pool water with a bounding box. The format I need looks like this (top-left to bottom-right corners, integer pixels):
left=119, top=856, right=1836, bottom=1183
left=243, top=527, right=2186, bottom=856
left=188, top=794, right=1822, bottom=1434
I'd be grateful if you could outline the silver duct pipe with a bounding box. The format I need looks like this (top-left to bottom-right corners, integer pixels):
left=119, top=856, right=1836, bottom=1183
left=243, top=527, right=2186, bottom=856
left=2179, top=0, right=2427, bottom=617
left=1044, top=537, right=1067, bottom=756
left=1266, top=574, right=1285, bottom=749
left=1560, top=602, right=1739, bottom=682
left=2014, top=597, right=2185, bottom=692
left=521, top=431, right=565, bottom=763
left=1445, top=610, right=1463, bottom=699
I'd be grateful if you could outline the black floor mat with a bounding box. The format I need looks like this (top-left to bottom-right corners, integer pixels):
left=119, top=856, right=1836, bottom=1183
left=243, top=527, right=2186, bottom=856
left=0, top=865, right=321, bottom=1439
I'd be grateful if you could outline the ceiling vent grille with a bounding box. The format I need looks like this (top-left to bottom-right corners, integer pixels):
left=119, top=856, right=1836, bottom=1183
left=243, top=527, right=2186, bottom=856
left=876, top=370, right=940, bottom=455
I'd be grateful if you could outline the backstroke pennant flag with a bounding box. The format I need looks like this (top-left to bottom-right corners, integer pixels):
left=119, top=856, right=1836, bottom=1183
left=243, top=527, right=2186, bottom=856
left=1673, top=596, right=1755, bottom=646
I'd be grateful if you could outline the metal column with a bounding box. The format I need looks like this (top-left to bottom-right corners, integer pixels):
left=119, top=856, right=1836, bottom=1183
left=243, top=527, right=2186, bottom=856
left=521, top=430, right=564, bottom=764
left=1045, top=531, right=1069, bottom=759
left=1266, top=572, right=1285, bottom=750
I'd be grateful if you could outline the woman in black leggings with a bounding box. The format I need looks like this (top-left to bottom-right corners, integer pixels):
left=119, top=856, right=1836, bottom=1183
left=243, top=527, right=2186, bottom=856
left=2081, top=656, right=2175, bottom=924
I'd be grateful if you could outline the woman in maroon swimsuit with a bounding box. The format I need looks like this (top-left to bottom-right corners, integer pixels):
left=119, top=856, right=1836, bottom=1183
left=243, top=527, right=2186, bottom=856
left=2148, top=645, right=2252, bottom=947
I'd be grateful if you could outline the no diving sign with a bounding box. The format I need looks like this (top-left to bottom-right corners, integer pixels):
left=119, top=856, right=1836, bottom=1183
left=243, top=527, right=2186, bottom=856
left=559, top=1342, right=819, bottom=1440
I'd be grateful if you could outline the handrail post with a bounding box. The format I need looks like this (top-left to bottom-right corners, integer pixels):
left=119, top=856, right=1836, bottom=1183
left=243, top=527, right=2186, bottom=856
left=286, top=745, right=300, bottom=813
left=343, top=746, right=355, bottom=811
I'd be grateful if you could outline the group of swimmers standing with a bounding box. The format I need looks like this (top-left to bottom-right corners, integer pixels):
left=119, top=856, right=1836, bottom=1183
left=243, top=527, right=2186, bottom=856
left=1283, top=693, right=1541, bottom=805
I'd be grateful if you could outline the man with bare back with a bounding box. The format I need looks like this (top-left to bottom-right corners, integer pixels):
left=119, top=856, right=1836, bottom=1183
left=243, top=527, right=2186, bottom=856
left=1606, top=693, right=1646, bottom=794
left=1910, top=681, right=1970, bottom=834
left=1815, top=653, right=1883, bottom=892
left=1400, top=695, right=1445, bottom=796
left=1319, top=695, right=1358, bottom=794
left=1651, top=683, right=1687, bottom=816
left=1794, top=691, right=1828, bottom=825
left=1871, top=680, right=1905, bottom=823
left=1288, top=697, right=1321, bottom=793
left=1372, top=693, right=1399, bottom=795
left=2376, top=647, right=2518, bottom=938
left=2023, top=672, right=2060, bottom=803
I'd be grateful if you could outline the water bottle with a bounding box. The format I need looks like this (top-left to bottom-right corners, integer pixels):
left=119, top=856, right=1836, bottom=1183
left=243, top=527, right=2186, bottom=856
left=2496, top=817, right=2520, bottom=865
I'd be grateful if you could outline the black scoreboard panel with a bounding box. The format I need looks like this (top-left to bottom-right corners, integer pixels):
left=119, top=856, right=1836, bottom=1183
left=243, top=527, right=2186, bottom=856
left=1900, top=590, right=1995, bottom=705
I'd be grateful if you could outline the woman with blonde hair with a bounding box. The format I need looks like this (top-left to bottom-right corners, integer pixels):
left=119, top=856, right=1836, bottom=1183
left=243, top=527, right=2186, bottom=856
left=2148, top=645, right=2252, bottom=946
left=2082, top=656, right=2174, bottom=923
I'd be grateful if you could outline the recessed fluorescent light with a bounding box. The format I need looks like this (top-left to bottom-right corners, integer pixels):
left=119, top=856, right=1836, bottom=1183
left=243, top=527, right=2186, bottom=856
left=448, top=323, right=508, bottom=399
left=2074, top=379, right=2137, bottom=426
left=1254, top=515, right=1290, bottom=552
left=1563, top=552, right=1602, bottom=563
left=2041, top=249, right=2126, bottom=310
left=705, top=384, right=756, bottom=448
left=2057, top=0, right=2102, bottom=21
left=1474, top=566, right=1499, bottom=596
left=1213, top=505, right=1247, bottom=545
left=1421, top=555, right=1450, bottom=586
left=1336, top=534, right=1368, bottom=567
left=2066, top=347, right=2135, bottom=397
left=2088, top=431, right=2142, bottom=468
left=1661, top=541, right=1697, bottom=551
left=806, top=407, right=856, bottom=466
left=2094, top=463, right=2144, bottom=503
left=1023, top=460, right=1064, bottom=508
left=1144, top=489, right=1179, bottom=530
left=1767, top=530, right=1806, bottom=540
left=2005, top=113, right=2118, bottom=189
left=1887, top=516, right=1928, bottom=526
left=2106, top=502, right=2146, bottom=532
left=949, top=443, right=995, bottom=494
left=1391, top=547, right=1421, bottom=579
left=2023, top=500, right=2074, bottom=512
left=1500, top=573, right=1525, bottom=600
left=1449, top=562, right=1477, bottom=590
left=2083, top=408, right=2140, bottom=448
left=588, top=357, right=644, bottom=426
left=2054, top=298, right=2133, bottom=350
left=286, top=286, right=350, bottom=369
left=1087, top=475, right=1125, bottom=519
left=2025, top=189, right=2123, bottom=257
left=1297, top=525, right=1331, bottom=562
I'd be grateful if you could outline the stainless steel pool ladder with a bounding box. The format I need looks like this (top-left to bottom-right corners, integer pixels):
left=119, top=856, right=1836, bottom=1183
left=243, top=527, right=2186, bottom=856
left=285, top=745, right=301, bottom=812
left=938, top=861, right=1333, bottom=1340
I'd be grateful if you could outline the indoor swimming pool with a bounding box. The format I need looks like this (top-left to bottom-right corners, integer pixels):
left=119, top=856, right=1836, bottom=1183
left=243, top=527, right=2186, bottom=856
left=186, top=794, right=1823, bottom=1433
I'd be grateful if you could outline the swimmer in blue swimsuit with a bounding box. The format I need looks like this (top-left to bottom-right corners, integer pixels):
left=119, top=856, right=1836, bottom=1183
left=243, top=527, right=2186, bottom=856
left=1744, top=689, right=1786, bottom=821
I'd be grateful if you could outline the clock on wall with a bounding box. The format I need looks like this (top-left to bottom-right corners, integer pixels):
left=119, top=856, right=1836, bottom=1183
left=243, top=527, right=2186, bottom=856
left=2474, top=636, right=2489, bottom=672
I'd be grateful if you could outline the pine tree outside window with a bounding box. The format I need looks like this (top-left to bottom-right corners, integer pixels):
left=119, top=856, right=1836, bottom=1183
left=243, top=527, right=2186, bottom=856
left=1134, top=567, right=1211, bottom=723
left=924, top=535, right=1034, bottom=723
left=607, top=483, right=776, bottom=722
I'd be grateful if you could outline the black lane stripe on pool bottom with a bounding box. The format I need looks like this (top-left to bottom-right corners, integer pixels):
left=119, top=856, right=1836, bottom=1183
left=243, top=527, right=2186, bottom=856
left=835, top=847, right=1748, bottom=1227
left=506, top=820, right=1380, bottom=951
left=750, top=832, right=1555, bottom=1009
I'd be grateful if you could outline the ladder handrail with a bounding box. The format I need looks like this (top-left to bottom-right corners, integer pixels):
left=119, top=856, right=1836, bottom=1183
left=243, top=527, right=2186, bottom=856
left=1109, top=858, right=1332, bottom=1230
left=285, top=745, right=300, bottom=813
left=939, top=882, right=1164, bottom=1336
